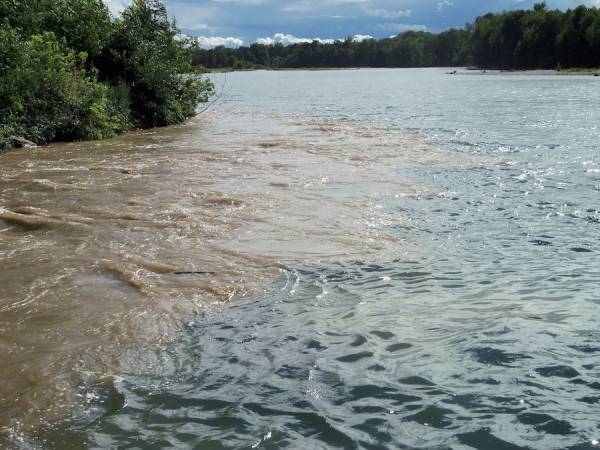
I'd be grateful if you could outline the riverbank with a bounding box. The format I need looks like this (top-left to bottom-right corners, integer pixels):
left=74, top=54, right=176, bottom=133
left=202, top=66, right=359, bottom=73
left=203, top=66, right=600, bottom=76
left=461, top=68, right=600, bottom=76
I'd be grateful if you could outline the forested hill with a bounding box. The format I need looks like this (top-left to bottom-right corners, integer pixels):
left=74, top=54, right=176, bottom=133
left=192, top=3, right=600, bottom=71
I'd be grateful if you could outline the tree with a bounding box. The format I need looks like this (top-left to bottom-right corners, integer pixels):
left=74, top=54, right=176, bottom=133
left=0, top=0, right=112, bottom=59
left=98, top=0, right=213, bottom=127
left=0, top=0, right=213, bottom=151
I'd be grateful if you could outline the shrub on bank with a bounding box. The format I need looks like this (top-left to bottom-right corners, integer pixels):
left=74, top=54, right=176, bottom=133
left=0, top=0, right=213, bottom=152
left=0, top=29, right=118, bottom=146
left=98, top=0, right=213, bottom=128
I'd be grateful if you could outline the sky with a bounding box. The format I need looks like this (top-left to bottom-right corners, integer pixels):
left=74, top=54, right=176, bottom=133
left=105, top=0, right=600, bottom=48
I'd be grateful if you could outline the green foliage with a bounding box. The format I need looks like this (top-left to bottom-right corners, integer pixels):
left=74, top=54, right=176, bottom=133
left=0, top=29, right=117, bottom=146
left=0, top=0, right=112, bottom=59
left=106, top=82, right=133, bottom=134
left=0, top=0, right=213, bottom=151
left=193, top=4, right=600, bottom=71
left=472, top=4, right=600, bottom=69
left=98, top=0, right=214, bottom=128
left=192, top=31, right=472, bottom=70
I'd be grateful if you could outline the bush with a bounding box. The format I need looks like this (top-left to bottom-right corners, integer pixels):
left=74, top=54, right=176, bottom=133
left=0, top=0, right=213, bottom=151
left=106, top=82, right=133, bottom=135
left=99, top=0, right=214, bottom=128
left=0, top=30, right=119, bottom=148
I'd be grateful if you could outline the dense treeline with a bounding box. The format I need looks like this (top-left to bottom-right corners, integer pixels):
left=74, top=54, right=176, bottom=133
left=192, top=3, right=600, bottom=71
left=192, top=30, right=470, bottom=70
left=472, top=3, right=600, bottom=69
left=0, top=0, right=212, bottom=151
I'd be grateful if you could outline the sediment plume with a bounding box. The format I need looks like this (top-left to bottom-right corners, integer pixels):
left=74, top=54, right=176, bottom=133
left=0, top=110, right=480, bottom=440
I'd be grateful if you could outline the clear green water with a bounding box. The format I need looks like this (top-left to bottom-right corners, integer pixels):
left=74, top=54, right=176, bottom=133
left=40, top=69, right=600, bottom=449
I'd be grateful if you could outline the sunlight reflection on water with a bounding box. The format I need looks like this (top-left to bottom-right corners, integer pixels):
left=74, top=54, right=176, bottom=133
left=4, top=68, right=600, bottom=449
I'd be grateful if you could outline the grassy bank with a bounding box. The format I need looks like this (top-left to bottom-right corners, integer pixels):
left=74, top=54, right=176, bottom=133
left=558, top=68, right=600, bottom=76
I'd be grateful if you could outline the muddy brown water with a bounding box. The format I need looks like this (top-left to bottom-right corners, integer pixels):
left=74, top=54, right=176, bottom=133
left=0, top=110, right=472, bottom=439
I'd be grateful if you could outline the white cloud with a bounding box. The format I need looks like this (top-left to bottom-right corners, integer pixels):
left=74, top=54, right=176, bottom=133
left=103, top=0, right=215, bottom=33
left=256, top=33, right=337, bottom=45
left=366, top=8, right=412, bottom=19
left=376, top=23, right=428, bottom=32
left=282, top=0, right=369, bottom=13
left=255, top=33, right=375, bottom=46
left=352, top=34, right=374, bottom=42
left=193, top=36, right=245, bottom=48
left=168, top=2, right=217, bottom=31
left=186, top=23, right=210, bottom=30
left=437, top=0, right=454, bottom=12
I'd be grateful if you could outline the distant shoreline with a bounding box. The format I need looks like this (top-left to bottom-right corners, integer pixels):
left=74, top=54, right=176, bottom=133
left=204, top=67, right=359, bottom=73
left=463, top=68, right=600, bottom=76
left=205, top=66, right=600, bottom=76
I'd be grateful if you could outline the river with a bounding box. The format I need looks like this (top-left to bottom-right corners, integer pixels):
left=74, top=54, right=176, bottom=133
left=1, top=68, right=599, bottom=449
